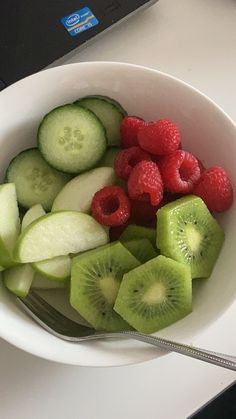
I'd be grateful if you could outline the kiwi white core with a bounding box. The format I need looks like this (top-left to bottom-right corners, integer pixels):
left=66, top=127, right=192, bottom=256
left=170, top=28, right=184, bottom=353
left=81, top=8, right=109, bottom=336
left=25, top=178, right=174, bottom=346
left=99, top=276, right=120, bottom=304
left=142, top=282, right=166, bottom=305
left=185, top=224, right=202, bottom=252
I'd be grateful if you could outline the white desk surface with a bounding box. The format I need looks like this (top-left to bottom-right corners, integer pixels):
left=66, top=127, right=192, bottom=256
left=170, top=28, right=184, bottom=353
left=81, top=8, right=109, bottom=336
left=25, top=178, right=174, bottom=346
left=1, top=1, right=236, bottom=418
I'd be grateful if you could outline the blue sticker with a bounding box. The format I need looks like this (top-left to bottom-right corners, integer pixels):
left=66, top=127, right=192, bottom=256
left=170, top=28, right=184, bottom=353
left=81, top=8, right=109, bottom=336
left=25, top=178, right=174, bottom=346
left=61, top=7, right=99, bottom=37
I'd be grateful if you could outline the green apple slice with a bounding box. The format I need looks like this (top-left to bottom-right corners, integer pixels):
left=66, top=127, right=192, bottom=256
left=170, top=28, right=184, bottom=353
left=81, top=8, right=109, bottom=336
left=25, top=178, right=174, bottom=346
left=52, top=167, right=116, bottom=213
left=15, top=211, right=109, bottom=263
left=3, top=264, right=35, bottom=297
left=0, top=183, right=20, bottom=267
left=21, top=204, right=46, bottom=231
left=22, top=204, right=71, bottom=281
left=32, top=255, right=71, bottom=281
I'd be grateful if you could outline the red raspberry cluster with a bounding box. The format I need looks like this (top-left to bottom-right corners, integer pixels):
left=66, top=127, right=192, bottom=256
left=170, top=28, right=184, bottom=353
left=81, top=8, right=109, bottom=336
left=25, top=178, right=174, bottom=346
left=91, top=116, right=233, bottom=229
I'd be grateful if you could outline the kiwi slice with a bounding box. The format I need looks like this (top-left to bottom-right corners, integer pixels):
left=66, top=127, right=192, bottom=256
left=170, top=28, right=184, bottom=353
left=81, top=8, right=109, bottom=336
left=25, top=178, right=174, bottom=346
left=157, top=195, right=225, bottom=278
left=122, top=239, right=158, bottom=264
left=114, top=255, right=192, bottom=334
left=120, top=225, right=156, bottom=248
left=70, top=242, right=140, bottom=331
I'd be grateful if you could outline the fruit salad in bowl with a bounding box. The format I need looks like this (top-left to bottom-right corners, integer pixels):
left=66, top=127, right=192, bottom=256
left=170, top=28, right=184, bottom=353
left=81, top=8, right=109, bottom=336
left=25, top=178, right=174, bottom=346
left=0, top=62, right=235, bottom=367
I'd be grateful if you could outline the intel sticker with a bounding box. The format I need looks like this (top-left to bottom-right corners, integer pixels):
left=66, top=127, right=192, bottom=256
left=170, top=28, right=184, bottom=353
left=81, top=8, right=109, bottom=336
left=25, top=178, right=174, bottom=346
left=61, top=7, right=99, bottom=37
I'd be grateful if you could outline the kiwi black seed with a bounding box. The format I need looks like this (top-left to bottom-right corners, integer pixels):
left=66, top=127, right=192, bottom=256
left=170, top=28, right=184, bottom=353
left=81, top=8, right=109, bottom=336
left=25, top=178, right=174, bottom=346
left=156, top=195, right=225, bottom=278
left=70, top=242, right=140, bottom=331
left=114, top=255, right=192, bottom=334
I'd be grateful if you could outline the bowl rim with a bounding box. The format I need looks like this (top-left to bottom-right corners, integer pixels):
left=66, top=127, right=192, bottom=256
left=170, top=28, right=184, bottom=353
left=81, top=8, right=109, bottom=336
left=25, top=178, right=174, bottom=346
left=0, top=60, right=236, bottom=367
left=2, top=60, right=236, bottom=130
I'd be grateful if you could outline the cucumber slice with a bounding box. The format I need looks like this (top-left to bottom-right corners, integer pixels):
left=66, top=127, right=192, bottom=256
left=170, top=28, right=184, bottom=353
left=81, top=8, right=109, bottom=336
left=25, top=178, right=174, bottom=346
left=21, top=204, right=46, bottom=232
left=6, top=148, right=71, bottom=211
left=75, top=96, right=126, bottom=146
left=52, top=167, right=116, bottom=213
left=3, top=264, right=34, bottom=297
left=0, top=183, right=20, bottom=267
left=38, top=105, right=107, bottom=174
left=88, top=95, right=127, bottom=116
left=15, top=211, right=109, bottom=263
left=32, top=274, right=66, bottom=289
left=32, top=255, right=71, bottom=281
left=97, top=147, right=121, bottom=168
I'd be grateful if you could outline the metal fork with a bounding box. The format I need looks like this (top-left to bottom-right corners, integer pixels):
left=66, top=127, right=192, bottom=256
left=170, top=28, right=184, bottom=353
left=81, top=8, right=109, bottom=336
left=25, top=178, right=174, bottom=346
left=17, top=291, right=236, bottom=371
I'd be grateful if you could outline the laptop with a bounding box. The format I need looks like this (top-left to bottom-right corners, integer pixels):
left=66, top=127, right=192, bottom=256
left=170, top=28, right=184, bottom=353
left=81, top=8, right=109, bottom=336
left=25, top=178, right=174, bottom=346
left=0, top=0, right=158, bottom=90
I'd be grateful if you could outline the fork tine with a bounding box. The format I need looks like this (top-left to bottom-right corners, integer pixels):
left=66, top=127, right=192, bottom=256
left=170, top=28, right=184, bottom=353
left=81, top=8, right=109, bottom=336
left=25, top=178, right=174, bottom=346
left=28, top=291, right=74, bottom=325
left=18, top=291, right=94, bottom=337
left=19, top=294, right=57, bottom=325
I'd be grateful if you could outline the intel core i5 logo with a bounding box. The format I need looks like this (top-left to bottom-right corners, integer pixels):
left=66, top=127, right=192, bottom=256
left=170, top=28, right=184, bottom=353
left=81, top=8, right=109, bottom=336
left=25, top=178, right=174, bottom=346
left=61, top=7, right=99, bottom=37
left=65, top=14, right=81, bottom=27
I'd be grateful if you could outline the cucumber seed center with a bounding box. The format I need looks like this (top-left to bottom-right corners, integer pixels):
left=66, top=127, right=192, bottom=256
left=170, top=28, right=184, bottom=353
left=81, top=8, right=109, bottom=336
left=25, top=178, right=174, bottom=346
left=26, top=167, right=54, bottom=193
left=58, top=127, right=84, bottom=151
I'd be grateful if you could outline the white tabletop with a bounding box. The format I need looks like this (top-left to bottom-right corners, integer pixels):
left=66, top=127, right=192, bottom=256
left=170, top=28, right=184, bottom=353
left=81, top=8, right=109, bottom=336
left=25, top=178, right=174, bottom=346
left=1, top=1, right=236, bottom=418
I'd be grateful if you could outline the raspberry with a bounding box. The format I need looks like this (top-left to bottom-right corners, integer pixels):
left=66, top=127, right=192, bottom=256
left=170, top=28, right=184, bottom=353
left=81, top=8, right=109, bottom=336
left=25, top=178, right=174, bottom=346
left=150, top=154, right=163, bottom=165
left=114, top=146, right=151, bottom=180
left=197, top=158, right=205, bottom=174
left=109, top=223, right=130, bottom=241
left=91, top=186, right=130, bottom=226
left=130, top=199, right=158, bottom=227
left=160, top=150, right=201, bottom=193
left=120, top=116, right=147, bottom=148
left=193, top=166, right=233, bottom=212
left=138, top=119, right=181, bottom=156
left=128, top=161, right=163, bottom=206
left=129, top=192, right=179, bottom=227
left=162, top=192, right=183, bottom=204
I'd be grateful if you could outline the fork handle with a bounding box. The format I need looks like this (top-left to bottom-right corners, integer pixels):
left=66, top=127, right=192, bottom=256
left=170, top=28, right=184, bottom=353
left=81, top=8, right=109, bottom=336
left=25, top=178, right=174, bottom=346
left=102, top=331, right=236, bottom=371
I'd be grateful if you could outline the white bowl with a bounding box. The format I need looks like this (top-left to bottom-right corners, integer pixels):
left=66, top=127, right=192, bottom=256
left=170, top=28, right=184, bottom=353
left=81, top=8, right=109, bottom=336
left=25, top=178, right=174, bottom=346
left=0, top=62, right=235, bottom=367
